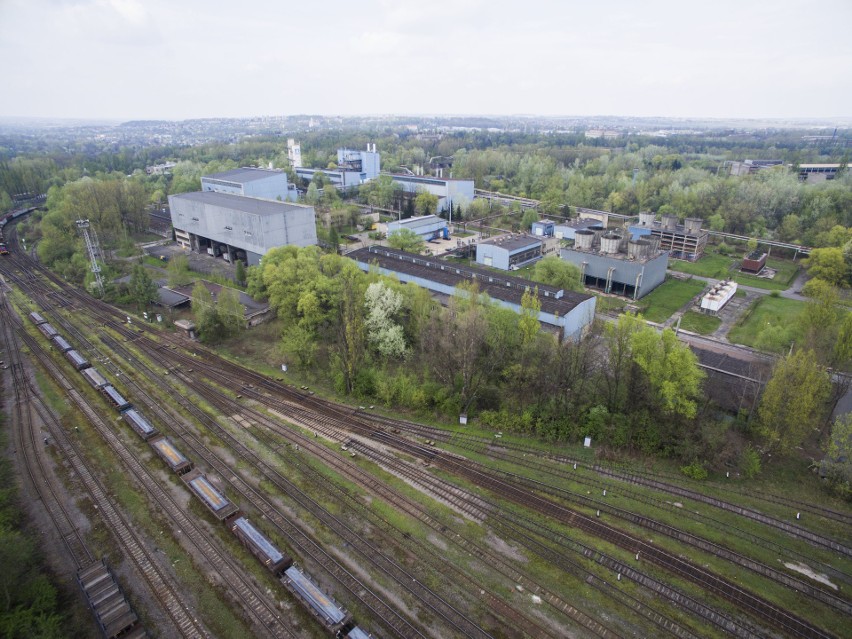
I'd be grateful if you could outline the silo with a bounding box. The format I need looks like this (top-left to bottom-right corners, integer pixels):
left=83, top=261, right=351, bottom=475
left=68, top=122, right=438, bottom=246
left=628, top=239, right=650, bottom=259
left=661, top=214, right=678, bottom=230
left=601, top=232, right=621, bottom=254
left=647, top=235, right=661, bottom=253
left=684, top=217, right=703, bottom=233
left=589, top=224, right=605, bottom=247
left=574, top=230, right=594, bottom=250
left=639, top=211, right=656, bottom=226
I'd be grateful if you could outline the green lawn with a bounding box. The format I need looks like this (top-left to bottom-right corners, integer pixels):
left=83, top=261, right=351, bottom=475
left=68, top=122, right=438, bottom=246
left=727, top=295, right=806, bottom=350
left=636, top=277, right=706, bottom=323
left=678, top=311, right=722, bottom=335
left=669, top=253, right=734, bottom=278
left=731, top=258, right=801, bottom=291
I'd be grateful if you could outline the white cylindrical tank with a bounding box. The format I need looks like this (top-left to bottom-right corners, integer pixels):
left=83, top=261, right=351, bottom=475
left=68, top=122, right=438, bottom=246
left=601, top=232, right=621, bottom=254
left=639, top=211, right=655, bottom=226
left=662, top=214, right=678, bottom=230
left=628, top=239, right=650, bottom=259
left=574, top=230, right=595, bottom=250
left=684, top=217, right=703, bottom=233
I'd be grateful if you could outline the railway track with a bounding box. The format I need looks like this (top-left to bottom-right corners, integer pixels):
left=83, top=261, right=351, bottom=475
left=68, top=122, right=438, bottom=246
left=0, top=295, right=209, bottom=639
left=3, top=249, right=849, bottom=638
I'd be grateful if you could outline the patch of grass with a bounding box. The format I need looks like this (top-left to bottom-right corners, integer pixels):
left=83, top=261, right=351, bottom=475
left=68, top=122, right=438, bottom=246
left=732, top=258, right=801, bottom=291
left=669, top=253, right=734, bottom=278
left=727, top=295, right=806, bottom=349
left=678, top=311, right=722, bottom=335
left=636, top=277, right=705, bottom=323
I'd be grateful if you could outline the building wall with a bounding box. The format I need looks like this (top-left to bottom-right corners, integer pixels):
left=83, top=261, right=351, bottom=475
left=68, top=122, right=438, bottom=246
left=386, top=216, right=447, bottom=239
left=168, top=195, right=317, bottom=263
left=201, top=173, right=297, bottom=202
left=390, top=175, right=475, bottom=213
left=561, top=249, right=668, bottom=298
left=476, top=243, right=510, bottom=270
left=351, top=259, right=596, bottom=341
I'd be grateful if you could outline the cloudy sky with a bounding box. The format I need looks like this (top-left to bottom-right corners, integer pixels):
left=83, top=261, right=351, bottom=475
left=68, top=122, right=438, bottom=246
left=1, top=0, right=850, bottom=121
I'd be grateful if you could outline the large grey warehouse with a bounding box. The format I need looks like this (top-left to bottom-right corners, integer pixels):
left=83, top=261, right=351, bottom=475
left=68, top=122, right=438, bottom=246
left=168, top=191, right=317, bottom=266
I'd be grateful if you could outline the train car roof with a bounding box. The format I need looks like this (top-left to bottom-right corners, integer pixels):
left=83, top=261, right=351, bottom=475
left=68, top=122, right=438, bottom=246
left=102, top=385, right=129, bottom=407
left=284, top=566, right=346, bottom=624
left=52, top=335, right=73, bottom=352
left=122, top=409, right=156, bottom=436
left=346, top=627, right=372, bottom=639
left=232, top=518, right=285, bottom=564
left=187, top=474, right=230, bottom=512
left=150, top=437, right=190, bottom=467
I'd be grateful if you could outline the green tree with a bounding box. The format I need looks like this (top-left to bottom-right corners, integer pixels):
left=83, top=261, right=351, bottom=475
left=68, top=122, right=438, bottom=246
left=217, top=287, right=245, bottom=336
left=128, top=264, right=158, bottom=311
left=533, top=255, right=583, bottom=291
left=806, top=247, right=848, bottom=287
left=824, top=413, right=852, bottom=498
left=519, top=286, right=541, bottom=344
left=758, top=349, right=832, bottom=454
left=387, top=228, right=425, bottom=253
left=414, top=190, right=439, bottom=216
left=281, top=324, right=318, bottom=368
left=364, top=281, right=407, bottom=358
left=305, top=182, right=320, bottom=206
left=167, top=254, right=192, bottom=286
left=234, top=259, right=246, bottom=286
left=520, top=209, right=539, bottom=232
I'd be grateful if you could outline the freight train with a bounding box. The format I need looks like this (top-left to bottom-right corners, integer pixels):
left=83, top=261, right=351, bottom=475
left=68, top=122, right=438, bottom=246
left=0, top=206, right=38, bottom=253
left=28, top=311, right=373, bottom=639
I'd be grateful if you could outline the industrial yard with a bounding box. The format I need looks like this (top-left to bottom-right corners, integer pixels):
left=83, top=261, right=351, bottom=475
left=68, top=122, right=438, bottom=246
left=2, top=216, right=851, bottom=639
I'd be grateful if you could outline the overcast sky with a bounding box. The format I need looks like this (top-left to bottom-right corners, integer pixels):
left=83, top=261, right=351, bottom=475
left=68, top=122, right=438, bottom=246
left=1, top=0, right=850, bottom=122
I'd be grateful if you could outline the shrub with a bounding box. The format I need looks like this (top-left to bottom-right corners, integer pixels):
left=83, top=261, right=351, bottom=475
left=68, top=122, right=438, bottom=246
left=680, top=460, right=708, bottom=480
left=740, top=445, right=762, bottom=479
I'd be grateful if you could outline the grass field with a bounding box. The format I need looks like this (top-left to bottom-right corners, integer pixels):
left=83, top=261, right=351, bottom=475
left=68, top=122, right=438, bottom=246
left=732, top=258, right=801, bottom=291
left=637, top=277, right=705, bottom=323
left=727, top=295, right=806, bottom=350
left=669, top=253, right=734, bottom=278
left=678, top=311, right=722, bottom=335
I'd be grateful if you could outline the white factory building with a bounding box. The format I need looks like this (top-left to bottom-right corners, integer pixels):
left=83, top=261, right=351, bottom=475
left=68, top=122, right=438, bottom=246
left=389, top=174, right=475, bottom=215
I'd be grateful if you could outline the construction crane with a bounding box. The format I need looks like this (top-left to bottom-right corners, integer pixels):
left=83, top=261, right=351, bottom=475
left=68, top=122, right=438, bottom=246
left=76, top=219, right=104, bottom=294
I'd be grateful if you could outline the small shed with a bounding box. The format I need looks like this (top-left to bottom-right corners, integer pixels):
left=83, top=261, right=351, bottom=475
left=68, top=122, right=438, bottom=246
left=741, top=251, right=767, bottom=274
left=174, top=319, right=197, bottom=340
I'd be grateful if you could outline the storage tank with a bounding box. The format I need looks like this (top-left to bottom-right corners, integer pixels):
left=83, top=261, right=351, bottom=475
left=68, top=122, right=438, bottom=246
left=574, top=230, right=594, bottom=250
left=684, top=217, right=703, bottom=233
left=661, top=214, right=678, bottom=230
left=628, top=239, right=650, bottom=259
left=638, top=211, right=656, bottom=226
left=647, top=235, right=661, bottom=252
left=600, top=232, right=621, bottom=254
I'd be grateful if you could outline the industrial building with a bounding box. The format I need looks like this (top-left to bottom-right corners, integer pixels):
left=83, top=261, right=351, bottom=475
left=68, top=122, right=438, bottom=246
left=295, top=145, right=381, bottom=189
left=168, top=191, right=317, bottom=267
left=476, top=235, right=543, bottom=270
left=386, top=215, right=448, bottom=241
left=531, top=220, right=555, bottom=237
left=699, top=280, right=737, bottom=315
left=561, top=228, right=668, bottom=299
left=797, top=164, right=842, bottom=183
left=628, top=211, right=708, bottom=261
left=741, top=251, right=767, bottom=274
left=347, top=246, right=596, bottom=341
left=553, top=218, right=600, bottom=240
left=202, top=167, right=298, bottom=202
left=389, top=174, right=475, bottom=215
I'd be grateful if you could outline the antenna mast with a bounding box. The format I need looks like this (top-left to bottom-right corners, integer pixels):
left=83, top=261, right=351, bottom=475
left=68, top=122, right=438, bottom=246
left=76, top=219, right=104, bottom=294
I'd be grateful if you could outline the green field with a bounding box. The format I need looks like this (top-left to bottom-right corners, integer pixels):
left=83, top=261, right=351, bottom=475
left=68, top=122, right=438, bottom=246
left=637, top=277, right=706, bottom=323
left=678, top=311, right=722, bottom=335
left=727, top=295, right=806, bottom=350
left=732, top=258, right=800, bottom=291
left=669, top=253, right=733, bottom=278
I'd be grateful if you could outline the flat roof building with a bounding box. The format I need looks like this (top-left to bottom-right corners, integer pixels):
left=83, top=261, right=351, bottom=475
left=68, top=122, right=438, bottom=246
left=295, top=145, right=380, bottom=190
left=168, top=191, right=317, bottom=267
left=628, top=211, right=708, bottom=262
left=348, top=246, right=596, bottom=341
left=553, top=218, right=599, bottom=240
left=797, top=164, right=842, bottom=183
left=202, top=167, right=298, bottom=202
left=476, top=235, right=543, bottom=271
left=562, top=229, right=668, bottom=299
left=390, top=174, right=475, bottom=215
left=386, top=215, right=448, bottom=241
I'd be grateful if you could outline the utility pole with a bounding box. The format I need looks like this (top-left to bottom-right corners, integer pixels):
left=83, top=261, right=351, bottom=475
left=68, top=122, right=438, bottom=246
left=76, top=219, right=104, bottom=295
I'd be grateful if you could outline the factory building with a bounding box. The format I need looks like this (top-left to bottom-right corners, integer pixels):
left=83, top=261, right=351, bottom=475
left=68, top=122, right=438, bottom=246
left=741, top=251, right=767, bottom=274
left=347, top=246, right=597, bottom=341
left=798, top=164, right=842, bottom=183
left=168, top=191, right=317, bottom=267
left=561, top=228, right=668, bottom=299
left=386, top=215, right=448, bottom=241
left=628, top=211, right=708, bottom=262
left=476, top=235, right=543, bottom=270
left=202, top=167, right=298, bottom=202
left=389, top=174, right=475, bottom=215
left=553, top=218, right=600, bottom=240
left=295, top=145, right=381, bottom=189
left=531, top=220, right=555, bottom=237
